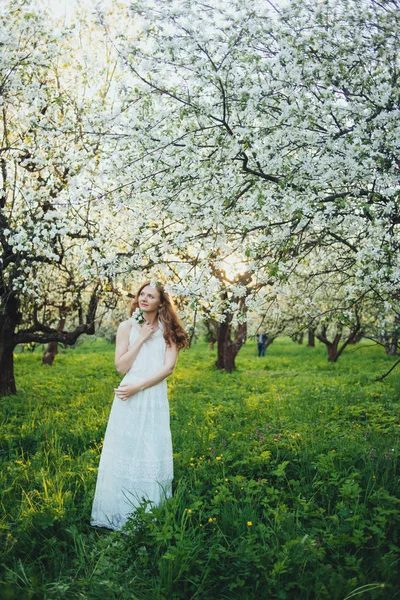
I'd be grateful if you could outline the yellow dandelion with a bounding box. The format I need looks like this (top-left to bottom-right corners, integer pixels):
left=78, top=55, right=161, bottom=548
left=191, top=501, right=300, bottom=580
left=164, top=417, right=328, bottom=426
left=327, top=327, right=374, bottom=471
left=208, top=517, right=213, bottom=523
left=216, top=456, right=222, bottom=461
left=247, top=521, right=253, bottom=527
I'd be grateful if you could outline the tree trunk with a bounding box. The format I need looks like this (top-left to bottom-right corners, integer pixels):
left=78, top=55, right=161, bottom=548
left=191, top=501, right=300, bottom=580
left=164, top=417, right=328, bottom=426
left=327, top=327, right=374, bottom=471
left=383, top=316, right=399, bottom=355
left=316, top=322, right=361, bottom=363
left=1, top=284, right=99, bottom=395
left=386, top=341, right=399, bottom=356
left=42, top=314, right=66, bottom=366
left=0, top=343, right=17, bottom=396
left=348, top=330, right=364, bottom=345
left=0, top=291, right=19, bottom=396
left=216, top=317, right=247, bottom=372
left=291, top=331, right=304, bottom=344
left=327, top=340, right=340, bottom=362
left=217, top=340, right=236, bottom=371
left=216, top=317, right=235, bottom=371
left=307, top=328, right=315, bottom=347
left=42, top=341, right=59, bottom=366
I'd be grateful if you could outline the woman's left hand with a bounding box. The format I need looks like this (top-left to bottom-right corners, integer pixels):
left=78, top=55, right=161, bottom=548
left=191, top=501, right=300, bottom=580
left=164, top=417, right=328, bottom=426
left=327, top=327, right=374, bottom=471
left=114, top=382, right=140, bottom=401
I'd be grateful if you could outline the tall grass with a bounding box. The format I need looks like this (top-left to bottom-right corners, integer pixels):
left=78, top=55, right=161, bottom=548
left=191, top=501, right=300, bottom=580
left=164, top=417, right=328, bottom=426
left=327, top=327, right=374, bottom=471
left=0, top=338, right=399, bottom=599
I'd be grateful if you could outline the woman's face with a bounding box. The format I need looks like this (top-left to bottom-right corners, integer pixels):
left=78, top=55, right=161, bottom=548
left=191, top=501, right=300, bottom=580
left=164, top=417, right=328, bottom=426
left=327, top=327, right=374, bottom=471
left=138, top=285, right=161, bottom=313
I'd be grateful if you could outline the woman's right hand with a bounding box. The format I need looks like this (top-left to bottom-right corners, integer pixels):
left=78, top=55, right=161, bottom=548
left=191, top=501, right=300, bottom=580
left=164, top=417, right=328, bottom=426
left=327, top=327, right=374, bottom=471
left=138, top=321, right=155, bottom=341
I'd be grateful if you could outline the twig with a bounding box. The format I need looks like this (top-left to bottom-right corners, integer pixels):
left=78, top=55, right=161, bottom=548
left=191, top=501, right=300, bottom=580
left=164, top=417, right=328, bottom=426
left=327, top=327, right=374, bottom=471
left=348, top=342, right=379, bottom=353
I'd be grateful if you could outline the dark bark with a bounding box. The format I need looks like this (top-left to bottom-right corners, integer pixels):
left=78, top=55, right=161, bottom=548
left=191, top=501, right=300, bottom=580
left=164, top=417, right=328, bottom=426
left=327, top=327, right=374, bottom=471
left=386, top=342, right=399, bottom=356
left=209, top=269, right=252, bottom=372
left=0, top=342, right=17, bottom=396
left=0, top=285, right=99, bottom=395
left=382, top=316, right=399, bottom=356
left=292, top=331, right=304, bottom=345
left=42, top=341, right=59, bottom=366
left=14, top=286, right=98, bottom=346
left=327, top=339, right=341, bottom=362
left=216, top=316, right=247, bottom=372
left=316, top=321, right=361, bottom=363
left=216, top=317, right=235, bottom=371
left=348, top=330, right=364, bottom=345
left=0, top=290, right=20, bottom=396
left=307, top=328, right=315, bottom=347
left=42, top=313, right=67, bottom=366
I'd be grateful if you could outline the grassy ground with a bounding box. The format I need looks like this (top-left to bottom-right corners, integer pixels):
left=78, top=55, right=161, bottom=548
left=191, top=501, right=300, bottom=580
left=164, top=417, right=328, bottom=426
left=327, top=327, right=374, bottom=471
left=0, top=337, right=399, bottom=599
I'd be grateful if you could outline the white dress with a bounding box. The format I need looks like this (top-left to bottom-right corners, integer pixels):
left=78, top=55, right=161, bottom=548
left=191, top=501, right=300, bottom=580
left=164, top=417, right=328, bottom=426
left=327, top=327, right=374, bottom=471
left=90, top=318, right=173, bottom=531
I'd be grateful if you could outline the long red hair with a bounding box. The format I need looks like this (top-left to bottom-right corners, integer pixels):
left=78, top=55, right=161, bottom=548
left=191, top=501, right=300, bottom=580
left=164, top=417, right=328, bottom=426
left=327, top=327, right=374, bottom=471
left=130, top=282, right=189, bottom=350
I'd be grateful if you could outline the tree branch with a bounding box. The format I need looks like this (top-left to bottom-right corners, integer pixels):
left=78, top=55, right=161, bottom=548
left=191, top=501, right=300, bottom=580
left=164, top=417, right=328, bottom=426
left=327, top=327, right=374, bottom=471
left=375, top=359, right=400, bottom=382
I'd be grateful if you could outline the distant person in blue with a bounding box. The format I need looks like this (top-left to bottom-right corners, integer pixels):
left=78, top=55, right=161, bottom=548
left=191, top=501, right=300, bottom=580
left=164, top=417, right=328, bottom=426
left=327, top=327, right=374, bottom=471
left=257, top=333, right=267, bottom=357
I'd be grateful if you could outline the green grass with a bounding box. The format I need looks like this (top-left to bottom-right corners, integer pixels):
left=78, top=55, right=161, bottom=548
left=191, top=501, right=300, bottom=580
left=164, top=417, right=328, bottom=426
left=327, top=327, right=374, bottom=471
left=0, top=337, right=399, bottom=599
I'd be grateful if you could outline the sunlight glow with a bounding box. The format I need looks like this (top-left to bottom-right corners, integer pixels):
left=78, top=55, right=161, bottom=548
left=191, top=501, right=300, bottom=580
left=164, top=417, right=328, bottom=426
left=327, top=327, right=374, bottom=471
left=221, top=254, right=247, bottom=280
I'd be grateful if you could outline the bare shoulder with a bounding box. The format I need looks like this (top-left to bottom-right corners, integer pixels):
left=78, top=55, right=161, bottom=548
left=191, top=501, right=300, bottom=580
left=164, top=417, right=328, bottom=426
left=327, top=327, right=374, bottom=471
left=116, top=319, right=133, bottom=339
left=118, top=318, right=132, bottom=330
left=166, top=341, right=178, bottom=355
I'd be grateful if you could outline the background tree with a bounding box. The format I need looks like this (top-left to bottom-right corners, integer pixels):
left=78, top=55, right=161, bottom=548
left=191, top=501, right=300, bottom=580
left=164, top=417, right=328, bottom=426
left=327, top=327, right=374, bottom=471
left=101, top=0, right=400, bottom=332
left=3, top=0, right=400, bottom=392
left=0, top=3, right=139, bottom=395
left=248, top=245, right=389, bottom=362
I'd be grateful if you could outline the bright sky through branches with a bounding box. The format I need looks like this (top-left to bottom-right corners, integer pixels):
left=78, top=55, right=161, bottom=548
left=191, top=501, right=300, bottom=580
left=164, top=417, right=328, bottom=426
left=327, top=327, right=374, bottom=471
left=38, top=0, right=287, bottom=21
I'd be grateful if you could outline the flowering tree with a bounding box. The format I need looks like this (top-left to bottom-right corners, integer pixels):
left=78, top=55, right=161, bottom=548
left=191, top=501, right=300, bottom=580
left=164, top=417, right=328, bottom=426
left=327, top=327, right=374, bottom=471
left=102, top=0, right=399, bottom=350
left=3, top=0, right=400, bottom=392
left=0, top=3, right=141, bottom=395
left=252, top=243, right=398, bottom=363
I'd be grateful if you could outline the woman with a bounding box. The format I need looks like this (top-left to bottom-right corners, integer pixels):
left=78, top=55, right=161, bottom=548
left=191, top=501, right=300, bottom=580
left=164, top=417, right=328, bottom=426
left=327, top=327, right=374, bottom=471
left=90, top=281, right=189, bottom=531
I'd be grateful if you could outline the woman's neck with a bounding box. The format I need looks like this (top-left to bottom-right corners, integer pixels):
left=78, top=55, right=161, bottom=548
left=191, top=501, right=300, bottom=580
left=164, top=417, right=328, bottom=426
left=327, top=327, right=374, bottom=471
left=144, top=311, right=158, bottom=326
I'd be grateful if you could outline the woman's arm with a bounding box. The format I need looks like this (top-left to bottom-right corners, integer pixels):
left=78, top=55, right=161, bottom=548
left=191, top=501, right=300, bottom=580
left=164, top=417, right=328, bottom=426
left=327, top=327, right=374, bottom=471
left=114, top=320, right=156, bottom=374
left=114, top=343, right=179, bottom=401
